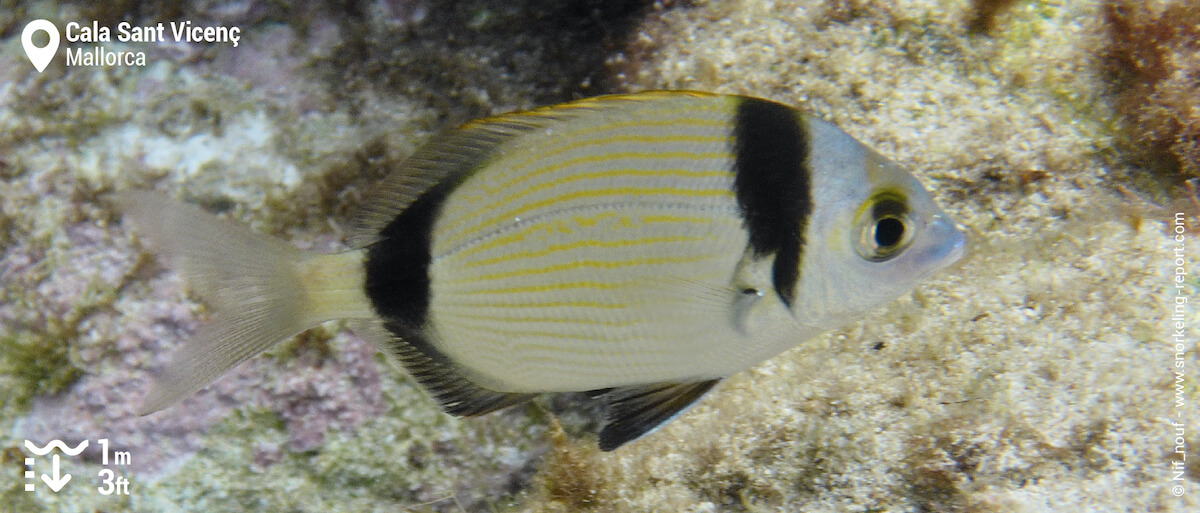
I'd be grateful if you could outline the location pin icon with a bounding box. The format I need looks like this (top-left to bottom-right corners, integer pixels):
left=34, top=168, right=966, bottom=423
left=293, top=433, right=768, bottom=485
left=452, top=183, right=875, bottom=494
left=22, top=20, right=60, bottom=73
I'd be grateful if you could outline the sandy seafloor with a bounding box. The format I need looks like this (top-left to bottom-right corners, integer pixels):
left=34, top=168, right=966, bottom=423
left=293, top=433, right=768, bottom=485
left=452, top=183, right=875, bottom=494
left=1, top=0, right=1197, bottom=511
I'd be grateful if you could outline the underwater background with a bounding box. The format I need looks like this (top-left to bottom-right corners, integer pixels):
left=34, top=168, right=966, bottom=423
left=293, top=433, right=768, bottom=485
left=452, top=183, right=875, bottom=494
left=1, top=0, right=1197, bottom=511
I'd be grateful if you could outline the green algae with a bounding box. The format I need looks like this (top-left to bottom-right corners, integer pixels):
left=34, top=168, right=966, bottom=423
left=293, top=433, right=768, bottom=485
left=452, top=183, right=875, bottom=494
left=2, top=1, right=1197, bottom=511
left=0, top=331, right=83, bottom=413
left=149, top=366, right=544, bottom=512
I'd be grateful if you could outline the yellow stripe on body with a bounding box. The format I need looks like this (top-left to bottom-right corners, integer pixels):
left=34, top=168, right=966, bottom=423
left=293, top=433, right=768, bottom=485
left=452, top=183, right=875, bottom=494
left=480, top=162, right=730, bottom=209
left=437, top=157, right=732, bottom=248
left=479, top=129, right=731, bottom=194
left=451, top=310, right=636, bottom=327
left=435, top=208, right=741, bottom=292
left=442, top=254, right=715, bottom=285
left=434, top=99, right=737, bottom=249
left=443, top=211, right=720, bottom=263
left=452, top=118, right=731, bottom=196
left=437, top=300, right=631, bottom=310
left=423, top=93, right=752, bottom=391
left=445, top=278, right=648, bottom=296
left=437, top=164, right=729, bottom=247
left=436, top=298, right=723, bottom=380
left=437, top=185, right=735, bottom=252
left=435, top=296, right=732, bottom=389
left=458, top=234, right=708, bottom=269
left=445, top=321, right=627, bottom=342
left=432, top=258, right=744, bottom=391
left=438, top=271, right=730, bottom=345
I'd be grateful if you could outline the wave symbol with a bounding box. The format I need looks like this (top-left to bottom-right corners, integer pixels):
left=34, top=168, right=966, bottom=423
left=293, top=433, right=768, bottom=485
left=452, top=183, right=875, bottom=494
left=24, top=439, right=89, bottom=456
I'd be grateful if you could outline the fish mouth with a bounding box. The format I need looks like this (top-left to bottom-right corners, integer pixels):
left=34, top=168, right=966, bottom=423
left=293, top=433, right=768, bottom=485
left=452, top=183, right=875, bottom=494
left=906, top=214, right=967, bottom=278
left=935, top=216, right=967, bottom=267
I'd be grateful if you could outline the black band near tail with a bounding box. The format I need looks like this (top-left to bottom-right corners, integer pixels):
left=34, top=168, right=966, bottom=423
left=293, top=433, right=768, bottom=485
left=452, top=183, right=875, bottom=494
left=363, top=167, right=536, bottom=417
left=364, top=180, right=450, bottom=331
left=730, top=97, right=813, bottom=307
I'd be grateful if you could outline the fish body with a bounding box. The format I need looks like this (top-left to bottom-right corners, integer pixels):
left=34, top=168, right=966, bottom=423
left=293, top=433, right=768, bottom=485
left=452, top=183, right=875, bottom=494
left=118, top=91, right=965, bottom=450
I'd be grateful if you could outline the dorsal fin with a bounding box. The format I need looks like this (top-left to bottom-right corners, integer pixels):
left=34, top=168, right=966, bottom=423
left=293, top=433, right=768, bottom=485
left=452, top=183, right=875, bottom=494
left=595, top=380, right=720, bottom=451
left=347, top=91, right=720, bottom=247
left=347, top=120, right=538, bottom=247
left=348, top=319, right=534, bottom=416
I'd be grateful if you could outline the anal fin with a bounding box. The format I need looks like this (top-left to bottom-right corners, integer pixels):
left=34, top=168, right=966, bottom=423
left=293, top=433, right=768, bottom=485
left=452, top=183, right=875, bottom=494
left=349, top=319, right=534, bottom=416
left=596, top=380, right=720, bottom=451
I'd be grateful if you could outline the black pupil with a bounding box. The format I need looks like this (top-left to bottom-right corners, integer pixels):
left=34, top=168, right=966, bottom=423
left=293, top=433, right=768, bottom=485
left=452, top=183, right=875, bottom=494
left=874, top=217, right=905, bottom=248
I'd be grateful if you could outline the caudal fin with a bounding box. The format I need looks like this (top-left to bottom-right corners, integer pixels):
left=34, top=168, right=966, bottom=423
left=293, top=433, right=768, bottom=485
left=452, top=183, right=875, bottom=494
left=114, top=192, right=372, bottom=415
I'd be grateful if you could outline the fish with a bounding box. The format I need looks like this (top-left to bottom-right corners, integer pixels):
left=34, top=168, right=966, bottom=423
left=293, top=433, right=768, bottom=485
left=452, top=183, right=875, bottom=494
left=116, top=90, right=965, bottom=451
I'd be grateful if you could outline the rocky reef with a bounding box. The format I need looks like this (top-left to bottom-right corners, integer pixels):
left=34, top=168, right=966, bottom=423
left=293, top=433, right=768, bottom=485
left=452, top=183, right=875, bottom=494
left=1, top=1, right=1195, bottom=512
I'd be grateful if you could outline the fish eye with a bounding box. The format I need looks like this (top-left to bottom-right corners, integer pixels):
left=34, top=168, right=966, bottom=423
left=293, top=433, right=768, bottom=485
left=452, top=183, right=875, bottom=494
left=855, top=193, right=915, bottom=262
left=874, top=216, right=906, bottom=248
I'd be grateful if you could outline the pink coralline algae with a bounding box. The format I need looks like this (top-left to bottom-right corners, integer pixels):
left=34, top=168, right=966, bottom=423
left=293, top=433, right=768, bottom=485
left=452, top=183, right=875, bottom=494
left=260, top=330, right=386, bottom=453
left=13, top=218, right=386, bottom=475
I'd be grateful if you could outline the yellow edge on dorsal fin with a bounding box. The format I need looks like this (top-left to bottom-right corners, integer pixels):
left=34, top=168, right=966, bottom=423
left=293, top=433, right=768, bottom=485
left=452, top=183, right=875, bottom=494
left=346, top=91, right=724, bottom=248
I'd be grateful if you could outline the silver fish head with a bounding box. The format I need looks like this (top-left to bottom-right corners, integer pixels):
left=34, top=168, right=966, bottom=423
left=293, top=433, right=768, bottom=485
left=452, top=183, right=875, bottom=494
left=795, top=119, right=966, bottom=325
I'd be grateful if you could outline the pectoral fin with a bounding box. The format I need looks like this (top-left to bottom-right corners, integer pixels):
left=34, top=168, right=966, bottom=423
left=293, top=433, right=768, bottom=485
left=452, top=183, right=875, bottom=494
left=595, top=380, right=720, bottom=451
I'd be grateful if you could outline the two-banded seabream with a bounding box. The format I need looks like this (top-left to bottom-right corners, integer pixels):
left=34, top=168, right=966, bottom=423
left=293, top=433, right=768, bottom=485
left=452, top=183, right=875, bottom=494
left=118, top=91, right=965, bottom=450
